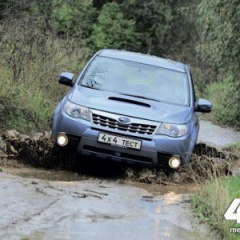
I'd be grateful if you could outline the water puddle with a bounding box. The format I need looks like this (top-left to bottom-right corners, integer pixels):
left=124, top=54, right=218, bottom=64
left=5, top=166, right=197, bottom=195
left=1, top=168, right=212, bottom=240
left=126, top=181, right=197, bottom=195
left=4, top=167, right=86, bottom=181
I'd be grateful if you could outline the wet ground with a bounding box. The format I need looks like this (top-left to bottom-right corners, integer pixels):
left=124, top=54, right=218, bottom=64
left=0, top=169, right=207, bottom=240
left=0, top=120, right=239, bottom=240
left=198, top=120, right=240, bottom=147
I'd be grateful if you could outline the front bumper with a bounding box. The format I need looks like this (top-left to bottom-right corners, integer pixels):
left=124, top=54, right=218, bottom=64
left=52, top=111, right=193, bottom=166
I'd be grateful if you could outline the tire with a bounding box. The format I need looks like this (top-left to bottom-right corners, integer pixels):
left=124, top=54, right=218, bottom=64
left=58, top=149, right=77, bottom=170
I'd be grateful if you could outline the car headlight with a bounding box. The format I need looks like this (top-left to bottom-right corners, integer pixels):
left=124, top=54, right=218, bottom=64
left=65, top=101, right=90, bottom=121
left=156, top=123, right=187, bottom=137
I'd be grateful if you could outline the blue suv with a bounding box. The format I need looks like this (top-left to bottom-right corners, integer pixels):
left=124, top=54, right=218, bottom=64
left=51, top=49, right=212, bottom=169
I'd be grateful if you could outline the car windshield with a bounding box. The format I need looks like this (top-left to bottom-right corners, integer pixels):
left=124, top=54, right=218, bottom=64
left=80, top=56, right=189, bottom=106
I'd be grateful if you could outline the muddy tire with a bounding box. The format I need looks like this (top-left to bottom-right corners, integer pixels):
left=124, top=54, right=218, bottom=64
left=58, top=150, right=77, bottom=170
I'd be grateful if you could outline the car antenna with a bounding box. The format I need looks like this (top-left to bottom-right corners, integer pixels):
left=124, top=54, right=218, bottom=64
left=147, top=39, right=152, bottom=55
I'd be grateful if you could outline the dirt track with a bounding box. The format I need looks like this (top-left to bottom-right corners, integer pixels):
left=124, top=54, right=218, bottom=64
left=198, top=120, right=240, bottom=147
left=0, top=170, right=208, bottom=240
left=0, top=120, right=239, bottom=240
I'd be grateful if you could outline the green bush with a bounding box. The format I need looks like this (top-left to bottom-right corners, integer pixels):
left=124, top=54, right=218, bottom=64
left=90, top=2, right=139, bottom=51
left=196, top=0, right=240, bottom=128
left=0, top=1, right=91, bottom=132
left=0, top=28, right=87, bottom=131
left=205, top=74, right=240, bottom=129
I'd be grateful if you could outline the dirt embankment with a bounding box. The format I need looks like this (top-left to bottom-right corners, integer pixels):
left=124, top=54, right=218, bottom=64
left=0, top=130, right=239, bottom=184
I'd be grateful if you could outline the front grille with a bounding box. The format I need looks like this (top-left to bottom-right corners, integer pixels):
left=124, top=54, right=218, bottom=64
left=92, top=113, right=156, bottom=135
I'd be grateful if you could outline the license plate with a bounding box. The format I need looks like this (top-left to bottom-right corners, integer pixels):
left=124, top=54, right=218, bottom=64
left=98, top=133, right=141, bottom=150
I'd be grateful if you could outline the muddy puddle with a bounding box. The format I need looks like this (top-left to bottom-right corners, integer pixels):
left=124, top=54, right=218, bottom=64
left=1, top=129, right=238, bottom=187
left=4, top=166, right=87, bottom=181
left=127, top=182, right=197, bottom=195
left=4, top=165, right=197, bottom=196
left=0, top=170, right=211, bottom=240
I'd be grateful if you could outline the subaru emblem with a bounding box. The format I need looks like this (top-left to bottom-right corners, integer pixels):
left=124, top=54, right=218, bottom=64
left=118, top=117, right=131, bottom=124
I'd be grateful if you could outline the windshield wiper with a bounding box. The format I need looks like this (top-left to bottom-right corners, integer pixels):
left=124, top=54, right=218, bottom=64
left=120, top=93, right=160, bottom=102
left=81, top=84, right=100, bottom=90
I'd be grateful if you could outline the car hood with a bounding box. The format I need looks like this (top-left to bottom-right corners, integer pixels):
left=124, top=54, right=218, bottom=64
left=68, top=86, right=192, bottom=124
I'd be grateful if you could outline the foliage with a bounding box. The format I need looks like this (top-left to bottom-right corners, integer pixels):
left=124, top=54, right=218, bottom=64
left=121, top=0, right=196, bottom=57
left=0, top=0, right=8, bottom=19
left=92, top=0, right=124, bottom=9
left=197, top=0, right=240, bottom=128
left=0, top=1, right=88, bottom=131
left=0, top=35, right=84, bottom=131
left=52, top=0, right=97, bottom=46
left=52, top=0, right=198, bottom=59
left=192, top=175, right=240, bottom=240
left=90, top=2, right=139, bottom=50
left=0, top=0, right=239, bottom=130
left=197, top=0, right=240, bottom=70
left=204, top=75, right=240, bottom=128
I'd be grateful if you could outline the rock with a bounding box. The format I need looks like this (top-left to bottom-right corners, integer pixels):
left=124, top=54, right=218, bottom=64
left=19, top=134, right=30, bottom=142
left=32, top=132, right=44, bottom=141
left=6, top=130, right=20, bottom=140
left=41, top=131, right=51, bottom=140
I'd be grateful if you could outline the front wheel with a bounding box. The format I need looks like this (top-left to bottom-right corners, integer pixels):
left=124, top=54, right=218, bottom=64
left=58, top=149, right=77, bottom=170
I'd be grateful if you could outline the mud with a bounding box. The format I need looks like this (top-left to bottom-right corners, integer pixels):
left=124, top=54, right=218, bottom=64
left=0, top=170, right=212, bottom=240
left=0, top=127, right=239, bottom=185
left=3, top=165, right=196, bottom=195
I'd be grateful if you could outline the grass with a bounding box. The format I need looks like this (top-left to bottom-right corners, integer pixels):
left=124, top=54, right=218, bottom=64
left=203, top=79, right=240, bottom=130
left=192, top=143, right=240, bottom=240
left=192, top=177, right=240, bottom=240
left=0, top=35, right=89, bottom=132
left=225, top=143, right=240, bottom=159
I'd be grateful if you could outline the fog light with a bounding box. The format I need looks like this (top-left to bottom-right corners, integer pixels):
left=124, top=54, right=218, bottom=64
left=169, top=156, right=181, bottom=169
left=57, top=133, right=68, bottom=146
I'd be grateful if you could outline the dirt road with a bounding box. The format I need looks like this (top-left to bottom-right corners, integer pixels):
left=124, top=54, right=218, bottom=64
left=198, top=120, right=240, bottom=147
left=0, top=170, right=207, bottom=240
left=0, top=120, right=239, bottom=240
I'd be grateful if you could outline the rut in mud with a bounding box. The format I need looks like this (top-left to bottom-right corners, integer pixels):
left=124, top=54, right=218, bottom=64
left=0, top=130, right=239, bottom=184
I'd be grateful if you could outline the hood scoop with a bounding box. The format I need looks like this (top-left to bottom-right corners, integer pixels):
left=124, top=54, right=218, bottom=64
left=108, top=96, right=151, bottom=108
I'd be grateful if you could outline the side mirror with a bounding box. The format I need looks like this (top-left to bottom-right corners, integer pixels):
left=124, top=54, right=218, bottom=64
left=195, top=98, right=212, bottom=113
left=59, top=72, right=74, bottom=87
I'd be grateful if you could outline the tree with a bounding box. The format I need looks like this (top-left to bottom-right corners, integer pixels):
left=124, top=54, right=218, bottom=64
left=197, top=0, right=240, bottom=127
left=52, top=0, right=97, bottom=45
left=90, top=2, right=139, bottom=50
left=121, top=0, right=194, bottom=57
